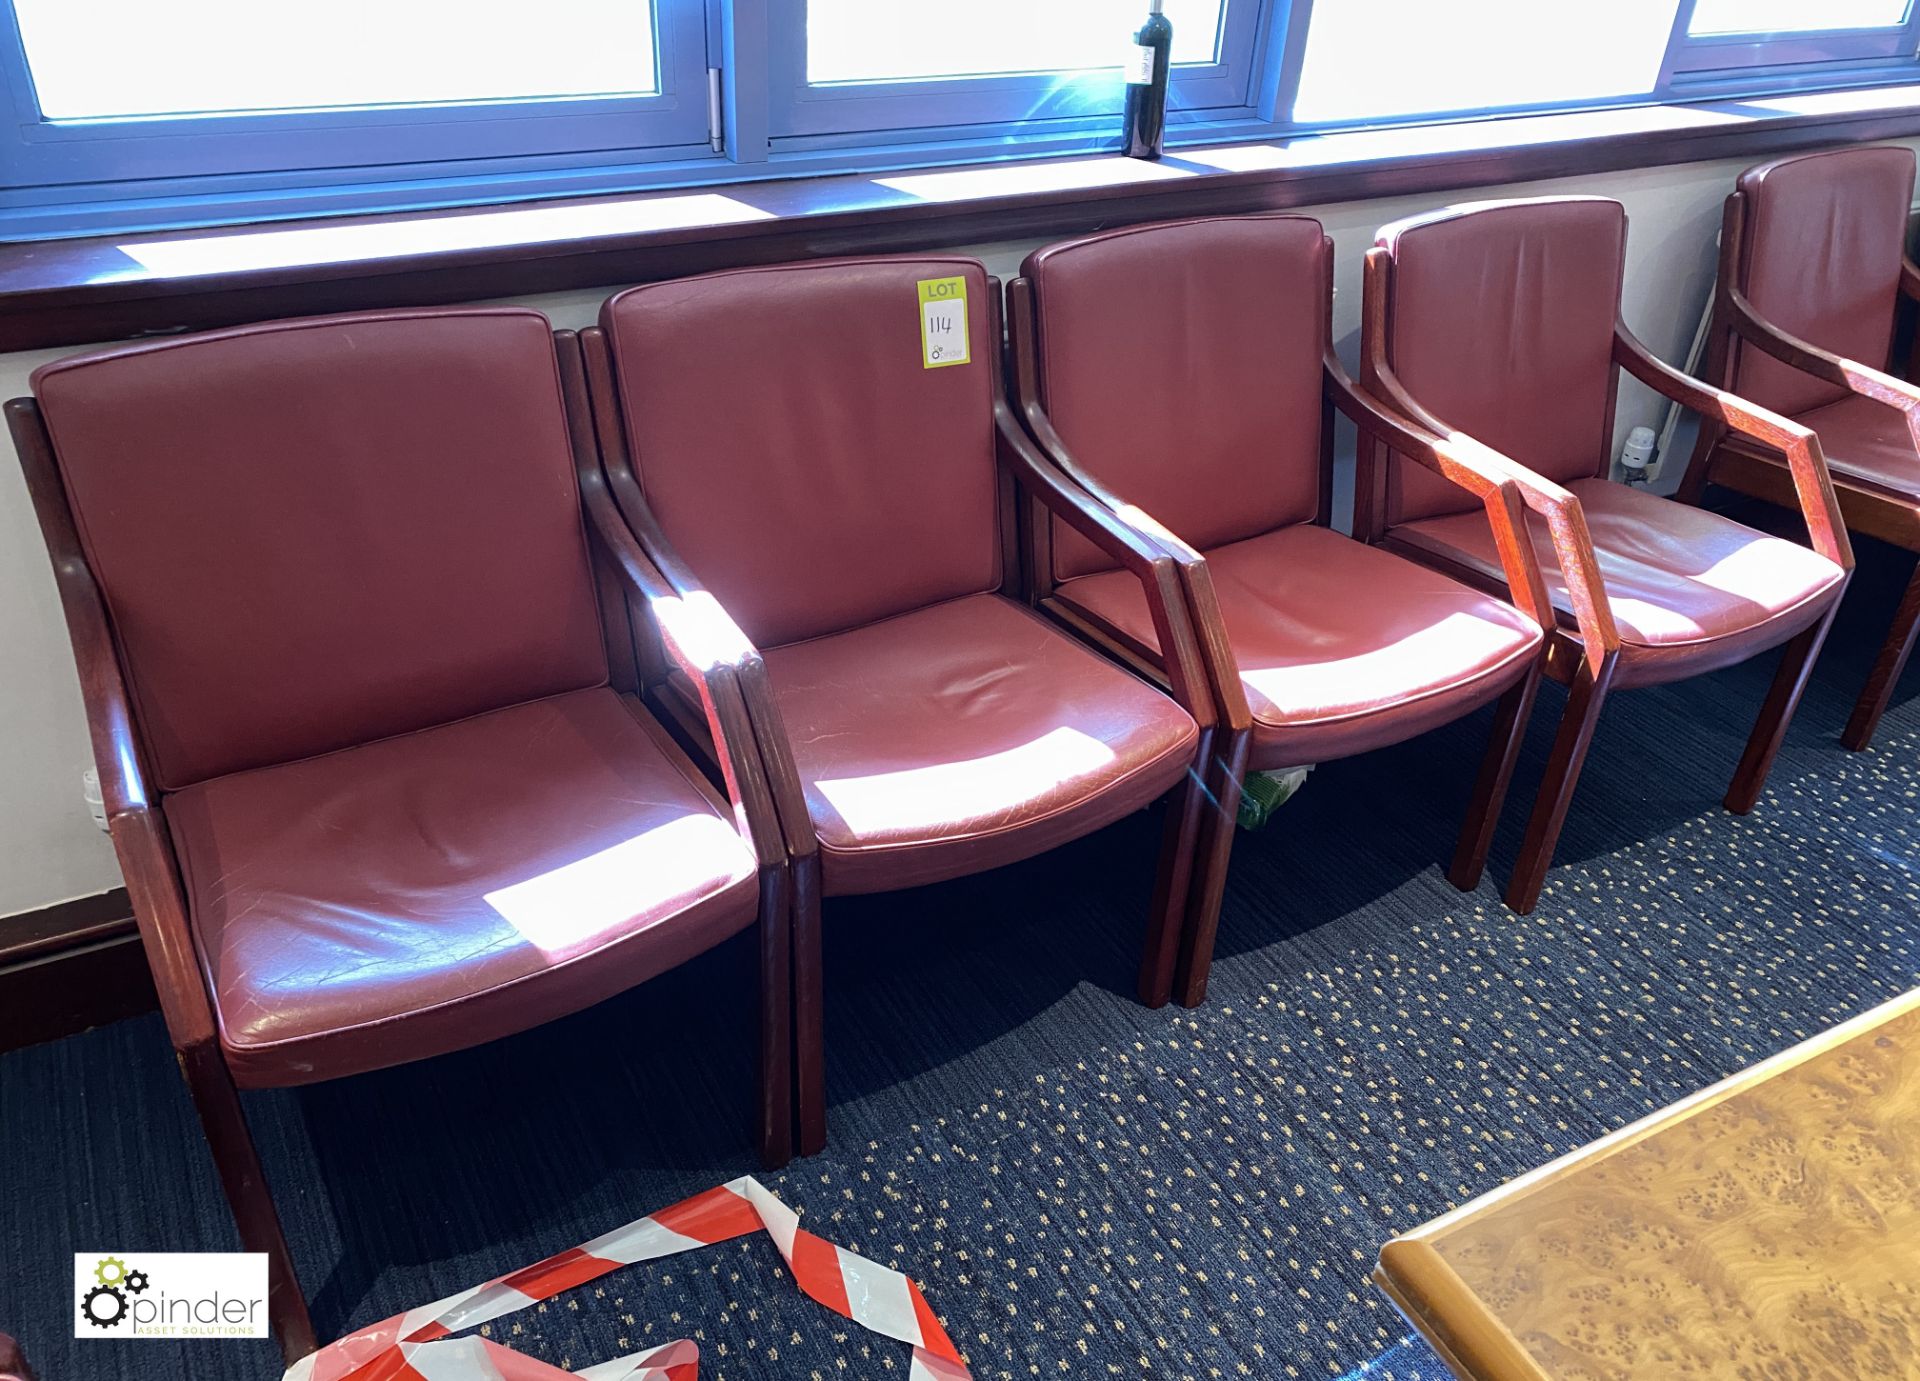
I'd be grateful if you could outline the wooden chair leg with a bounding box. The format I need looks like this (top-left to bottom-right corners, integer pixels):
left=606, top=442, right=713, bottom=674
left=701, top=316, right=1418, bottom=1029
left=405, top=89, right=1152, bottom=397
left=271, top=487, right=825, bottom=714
left=1449, top=670, right=1541, bottom=892
left=1842, top=560, right=1920, bottom=752
left=756, top=867, right=794, bottom=1170
left=1726, top=612, right=1836, bottom=814
left=1506, top=659, right=1616, bottom=916
left=790, top=852, right=827, bottom=1158
left=1138, top=732, right=1209, bottom=1010
left=177, top=1045, right=316, bottom=1365
left=1171, top=725, right=1250, bottom=1010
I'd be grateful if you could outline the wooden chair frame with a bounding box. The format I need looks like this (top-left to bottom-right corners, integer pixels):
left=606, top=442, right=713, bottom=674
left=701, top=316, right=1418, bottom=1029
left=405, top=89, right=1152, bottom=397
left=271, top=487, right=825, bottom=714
left=570, top=279, right=1224, bottom=1158
left=1681, top=184, right=1920, bottom=751
left=1007, top=229, right=1554, bottom=1006
left=7, top=353, right=795, bottom=1363
left=1359, top=240, right=1854, bottom=914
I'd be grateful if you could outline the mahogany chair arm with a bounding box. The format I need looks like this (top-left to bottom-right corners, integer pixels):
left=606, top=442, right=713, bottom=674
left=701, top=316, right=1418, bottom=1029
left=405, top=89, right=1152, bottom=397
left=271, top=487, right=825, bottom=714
left=993, top=400, right=1225, bottom=732
left=1360, top=359, right=1622, bottom=675
left=1723, top=284, right=1920, bottom=434
left=1612, top=324, right=1853, bottom=571
left=554, top=334, right=791, bottom=872
left=6, top=396, right=220, bottom=1052
left=1900, top=256, right=1920, bottom=303
left=1326, top=356, right=1553, bottom=637
left=566, top=327, right=818, bottom=867
left=1004, top=276, right=1249, bottom=735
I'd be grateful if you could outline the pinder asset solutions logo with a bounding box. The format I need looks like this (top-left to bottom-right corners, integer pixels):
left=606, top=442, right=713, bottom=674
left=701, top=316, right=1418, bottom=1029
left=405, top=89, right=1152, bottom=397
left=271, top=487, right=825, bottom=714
left=74, top=1253, right=269, bottom=1339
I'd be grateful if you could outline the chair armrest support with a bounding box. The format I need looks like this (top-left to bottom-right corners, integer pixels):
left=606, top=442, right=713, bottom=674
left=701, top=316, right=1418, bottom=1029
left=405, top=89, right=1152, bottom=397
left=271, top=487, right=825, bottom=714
left=1326, top=357, right=1554, bottom=637
left=1724, top=286, right=1920, bottom=432
left=1360, top=360, right=1622, bottom=675
left=1615, top=323, right=1853, bottom=571
left=555, top=333, right=794, bottom=871
left=571, top=327, right=819, bottom=868
left=6, top=397, right=221, bottom=1052
left=577, top=457, right=789, bottom=871
left=994, top=402, right=1227, bottom=731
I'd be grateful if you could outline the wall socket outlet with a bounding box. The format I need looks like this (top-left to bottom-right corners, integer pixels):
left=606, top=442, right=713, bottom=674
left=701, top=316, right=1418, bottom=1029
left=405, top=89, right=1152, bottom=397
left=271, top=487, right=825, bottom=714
left=82, top=767, right=109, bottom=832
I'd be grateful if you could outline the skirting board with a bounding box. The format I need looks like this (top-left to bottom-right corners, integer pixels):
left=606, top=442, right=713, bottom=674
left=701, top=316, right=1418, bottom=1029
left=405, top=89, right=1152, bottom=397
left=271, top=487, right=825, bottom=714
left=0, top=888, right=155, bottom=1051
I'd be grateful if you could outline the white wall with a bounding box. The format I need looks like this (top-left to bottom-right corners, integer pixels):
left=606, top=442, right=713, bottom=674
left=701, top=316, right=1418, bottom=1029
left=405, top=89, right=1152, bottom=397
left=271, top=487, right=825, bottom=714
left=4, top=144, right=1908, bottom=918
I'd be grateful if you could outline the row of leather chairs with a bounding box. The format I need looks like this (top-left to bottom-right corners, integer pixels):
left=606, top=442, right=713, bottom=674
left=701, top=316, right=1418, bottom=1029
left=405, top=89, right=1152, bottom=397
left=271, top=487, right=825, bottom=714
left=15, top=146, right=1911, bottom=1362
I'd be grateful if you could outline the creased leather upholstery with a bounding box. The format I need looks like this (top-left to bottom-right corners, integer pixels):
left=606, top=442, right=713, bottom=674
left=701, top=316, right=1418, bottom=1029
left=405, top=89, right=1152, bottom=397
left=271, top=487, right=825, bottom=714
left=1021, top=216, right=1329, bottom=581
left=37, top=308, right=761, bottom=1093
left=33, top=309, right=608, bottom=791
left=1790, top=393, right=1920, bottom=497
left=763, top=594, right=1197, bottom=895
left=1057, top=525, right=1540, bottom=770
left=1732, top=146, right=1916, bottom=417
left=165, top=689, right=758, bottom=1086
left=600, top=259, right=1001, bottom=649
left=1376, top=198, right=1625, bottom=525
left=1392, top=478, right=1846, bottom=687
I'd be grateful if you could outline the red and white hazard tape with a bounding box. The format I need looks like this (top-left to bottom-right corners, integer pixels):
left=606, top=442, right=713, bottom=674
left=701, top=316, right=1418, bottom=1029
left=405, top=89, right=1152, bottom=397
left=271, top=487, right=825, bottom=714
left=282, top=1176, right=970, bottom=1381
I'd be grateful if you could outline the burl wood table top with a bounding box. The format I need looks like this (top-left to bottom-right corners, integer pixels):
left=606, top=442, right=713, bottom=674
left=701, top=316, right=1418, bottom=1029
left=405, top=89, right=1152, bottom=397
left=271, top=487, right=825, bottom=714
left=1374, top=987, right=1920, bottom=1380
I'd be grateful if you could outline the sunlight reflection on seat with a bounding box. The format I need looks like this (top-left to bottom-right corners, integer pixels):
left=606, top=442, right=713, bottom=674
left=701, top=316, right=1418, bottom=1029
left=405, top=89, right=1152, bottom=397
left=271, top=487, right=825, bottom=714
left=483, top=812, right=748, bottom=954
left=875, top=157, right=1191, bottom=204
left=1606, top=537, right=1838, bottom=643
left=1240, top=610, right=1522, bottom=715
left=814, top=726, right=1117, bottom=836
left=115, top=193, right=774, bottom=277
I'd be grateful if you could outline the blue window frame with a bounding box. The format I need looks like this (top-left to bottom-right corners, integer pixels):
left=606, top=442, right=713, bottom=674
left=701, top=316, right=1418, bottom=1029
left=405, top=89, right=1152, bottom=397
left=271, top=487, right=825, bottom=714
left=0, top=0, right=1918, bottom=240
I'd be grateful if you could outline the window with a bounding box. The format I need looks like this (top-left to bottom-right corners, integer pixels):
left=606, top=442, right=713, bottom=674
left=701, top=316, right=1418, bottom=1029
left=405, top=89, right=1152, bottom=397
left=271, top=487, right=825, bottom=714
left=0, top=0, right=712, bottom=194
left=1689, top=0, right=1911, bottom=35
left=1668, top=0, right=1920, bottom=80
left=0, top=0, right=1916, bottom=239
left=1290, top=0, right=1681, bottom=125
left=770, top=0, right=1264, bottom=142
left=13, top=0, right=663, bottom=119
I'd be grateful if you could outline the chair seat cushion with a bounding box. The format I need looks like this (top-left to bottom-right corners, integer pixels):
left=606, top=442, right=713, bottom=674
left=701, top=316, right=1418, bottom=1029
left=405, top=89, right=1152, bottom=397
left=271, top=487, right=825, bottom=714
left=1391, top=478, right=1845, bottom=687
left=164, top=688, right=759, bottom=1087
left=764, top=593, right=1198, bottom=895
left=1791, top=393, right=1920, bottom=498
left=1057, top=524, right=1541, bottom=770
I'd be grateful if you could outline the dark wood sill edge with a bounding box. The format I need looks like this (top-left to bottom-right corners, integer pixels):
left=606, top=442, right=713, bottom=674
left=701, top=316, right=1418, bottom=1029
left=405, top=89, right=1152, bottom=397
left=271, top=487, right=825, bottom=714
left=2, top=92, right=1918, bottom=353
left=0, top=888, right=153, bottom=1051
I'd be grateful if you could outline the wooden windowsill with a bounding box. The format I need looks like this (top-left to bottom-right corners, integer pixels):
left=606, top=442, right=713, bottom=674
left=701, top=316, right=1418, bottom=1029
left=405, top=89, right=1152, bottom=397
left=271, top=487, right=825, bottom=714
left=2, top=84, right=1918, bottom=353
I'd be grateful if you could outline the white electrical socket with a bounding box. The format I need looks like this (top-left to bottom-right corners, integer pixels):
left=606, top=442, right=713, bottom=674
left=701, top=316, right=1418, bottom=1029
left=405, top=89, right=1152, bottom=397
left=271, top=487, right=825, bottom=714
left=82, top=767, right=108, bottom=832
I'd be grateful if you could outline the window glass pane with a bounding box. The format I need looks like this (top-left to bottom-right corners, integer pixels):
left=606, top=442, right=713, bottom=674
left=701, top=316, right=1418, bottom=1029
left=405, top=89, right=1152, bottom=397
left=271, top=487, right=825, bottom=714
left=1292, top=0, right=1680, bottom=124
left=15, top=0, right=659, bottom=121
left=1688, top=0, right=1911, bottom=36
left=807, top=0, right=1226, bottom=85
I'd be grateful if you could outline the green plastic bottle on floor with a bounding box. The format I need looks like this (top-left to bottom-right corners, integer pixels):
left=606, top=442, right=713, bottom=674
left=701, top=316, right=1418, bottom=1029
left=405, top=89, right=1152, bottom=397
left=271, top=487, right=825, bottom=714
left=1237, top=766, right=1314, bottom=830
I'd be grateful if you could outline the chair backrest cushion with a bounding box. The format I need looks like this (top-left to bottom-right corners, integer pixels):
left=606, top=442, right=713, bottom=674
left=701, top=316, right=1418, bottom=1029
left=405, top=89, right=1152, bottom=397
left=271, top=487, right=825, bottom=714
left=599, top=257, right=1000, bottom=649
left=1379, top=197, right=1625, bottom=525
left=1732, top=145, right=1916, bottom=416
left=33, top=308, right=608, bottom=791
left=1022, top=215, right=1330, bottom=581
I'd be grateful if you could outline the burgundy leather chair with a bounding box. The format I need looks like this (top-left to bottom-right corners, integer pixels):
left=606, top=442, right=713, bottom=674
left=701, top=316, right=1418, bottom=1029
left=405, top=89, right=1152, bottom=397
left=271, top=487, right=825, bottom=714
left=1010, top=214, right=1550, bottom=1005
left=1361, top=197, right=1854, bottom=913
left=1682, top=145, right=1920, bottom=751
left=576, top=256, right=1222, bottom=1155
left=10, top=308, right=796, bottom=1362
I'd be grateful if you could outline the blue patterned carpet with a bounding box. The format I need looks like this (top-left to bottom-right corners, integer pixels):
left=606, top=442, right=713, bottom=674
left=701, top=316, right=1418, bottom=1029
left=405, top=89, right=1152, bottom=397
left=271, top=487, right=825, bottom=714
left=5, top=535, right=1917, bottom=1381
